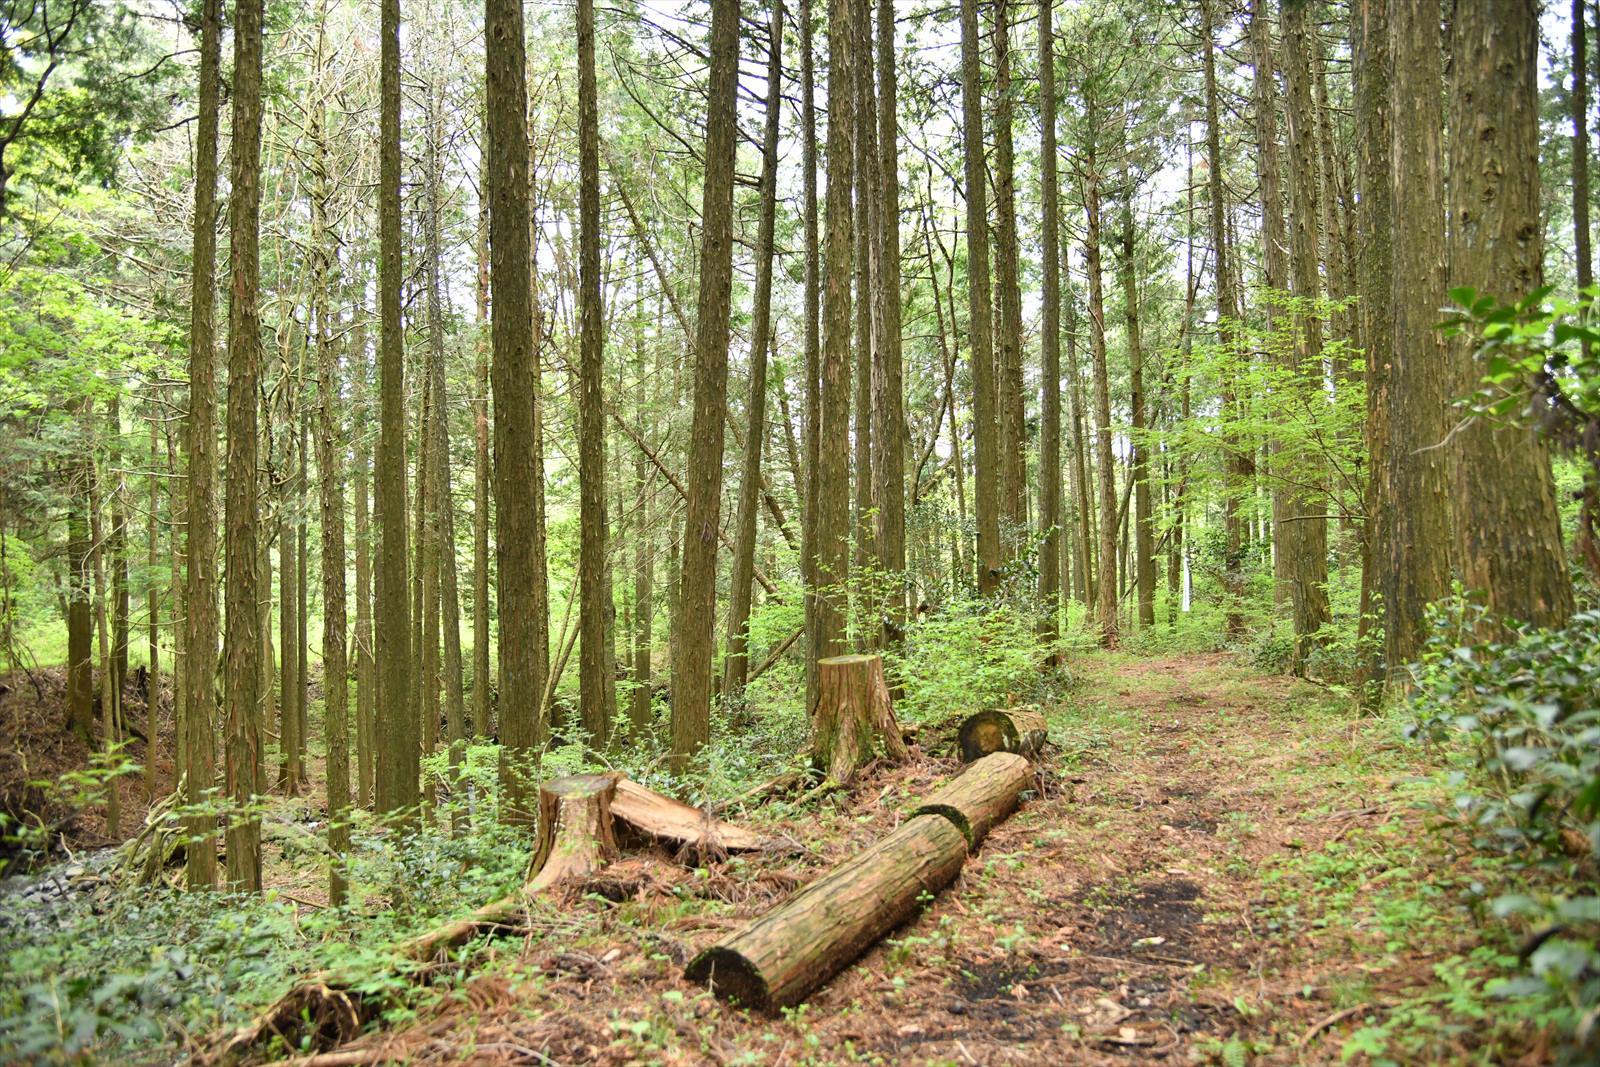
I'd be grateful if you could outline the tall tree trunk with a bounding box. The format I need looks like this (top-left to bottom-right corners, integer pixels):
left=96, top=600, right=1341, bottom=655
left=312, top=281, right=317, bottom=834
left=959, top=0, right=1000, bottom=595
left=576, top=0, right=616, bottom=749
left=296, top=409, right=308, bottom=775
left=1065, top=268, right=1093, bottom=612
left=1250, top=0, right=1290, bottom=604
left=473, top=143, right=493, bottom=740
left=630, top=330, right=654, bottom=734
left=223, top=0, right=265, bottom=891
left=145, top=415, right=160, bottom=803
left=66, top=450, right=93, bottom=744
left=1280, top=0, right=1332, bottom=672
left=1084, top=153, right=1117, bottom=649
left=670, top=0, right=740, bottom=770
left=873, top=0, right=905, bottom=638
left=816, top=0, right=856, bottom=669
left=352, top=301, right=374, bottom=806
left=1120, top=156, right=1154, bottom=629
left=90, top=462, right=120, bottom=839
left=800, top=0, right=822, bottom=718
left=853, top=0, right=877, bottom=588
left=992, top=0, right=1026, bottom=541
left=375, top=0, right=415, bottom=817
left=1572, top=0, right=1600, bottom=580
left=1203, top=0, right=1245, bottom=638
left=488, top=0, right=546, bottom=823
left=1384, top=0, right=1453, bottom=671
left=1037, top=0, right=1062, bottom=648
left=1447, top=0, right=1575, bottom=631
left=278, top=454, right=299, bottom=794
left=1352, top=0, right=1393, bottom=706
left=724, top=1, right=783, bottom=698
left=308, top=21, right=349, bottom=898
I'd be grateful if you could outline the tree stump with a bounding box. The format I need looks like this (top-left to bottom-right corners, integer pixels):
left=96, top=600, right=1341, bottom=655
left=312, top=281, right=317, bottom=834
left=911, top=752, right=1034, bottom=849
left=810, top=654, right=908, bottom=785
left=527, top=773, right=620, bottom=894
left=684, top=812, right=967, bottom=1010
left=956, top=706, right=1048, bottom=763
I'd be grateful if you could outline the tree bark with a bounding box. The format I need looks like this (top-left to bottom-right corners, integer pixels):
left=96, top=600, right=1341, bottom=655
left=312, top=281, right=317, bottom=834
left=576, top=0, right=616, bottom=749
left=872, top=0, right=905, bottom=637
left=853, top=0, right=877, bottom=587
left=488, top=0, right=548, bottom=823
left=351, top=301, right=374, bottom=806
left=472, top=155, right=493, bottom=740
left=724, top=2, right=783, bottom=699
left=1083, top=141, right=1118, bottom=649
left=957, top=706, right=1047, bottom=764
left=1384, top=0, right=1453, bottom=671
left=992, top=0, right=1026, bottom=540
left=1280, top=0, right=1331, bottom=672
left=1037, top=0, right=1062, bottom=648
left=1446, top=0, right=1575, bottom=632
left=1120, top=156, right=1154, bottom=630
left=912, top=751, right=1033, bottom=848
left=959, top=0, right=1000, bottom=595
left=800, top=0, right=823, bottom=729
left=670, top=0, right=740, bottom=770
left=810, top=653, right=907, bottom=786
left=223, top=0, right=266, bottom=891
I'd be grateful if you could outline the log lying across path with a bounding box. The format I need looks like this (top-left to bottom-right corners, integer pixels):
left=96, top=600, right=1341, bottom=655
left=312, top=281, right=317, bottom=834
left=957, top=705, right=1049, bottom=763
left=224, top=773, right=767, bottom=1058
left=684, top=752, right=1036, bottom=1011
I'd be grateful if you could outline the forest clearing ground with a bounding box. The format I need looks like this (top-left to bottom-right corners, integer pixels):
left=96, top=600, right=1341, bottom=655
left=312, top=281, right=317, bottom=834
left=310, top=652, right=1538, bottom=1067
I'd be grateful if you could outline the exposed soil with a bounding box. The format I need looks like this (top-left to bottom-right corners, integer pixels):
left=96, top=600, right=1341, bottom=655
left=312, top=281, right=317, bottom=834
left=243, top=652, right=1526, bottom=1066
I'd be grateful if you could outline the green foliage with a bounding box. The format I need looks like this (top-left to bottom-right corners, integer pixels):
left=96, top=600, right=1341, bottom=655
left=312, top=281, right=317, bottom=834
left=1409, top=603, right=1600, bottom=1053
left=887, top=596, right=1057, bottom=724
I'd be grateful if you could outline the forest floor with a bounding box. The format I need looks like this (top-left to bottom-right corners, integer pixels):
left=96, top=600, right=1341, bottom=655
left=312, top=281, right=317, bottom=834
left=279, top=652, right=1547, bottom=1067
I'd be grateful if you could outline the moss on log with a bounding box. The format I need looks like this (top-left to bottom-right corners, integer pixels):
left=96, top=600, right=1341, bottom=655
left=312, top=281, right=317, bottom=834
left=911, top=752, right=1034, bottom=849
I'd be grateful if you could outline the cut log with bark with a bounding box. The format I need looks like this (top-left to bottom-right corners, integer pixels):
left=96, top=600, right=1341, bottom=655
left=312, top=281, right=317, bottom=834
left=810, top=654, right=909, bottom=785
left=685, top=749, right=1038, bottom=1011
left=911, top=752, right=1034, bottom=849
left=611, top=776, right=768, bottom=859
left=684, top=812, right=967, bottom=1010
left=957, top=706, right=1048, bottom=763
left=528, top=773, right=620, bottom=893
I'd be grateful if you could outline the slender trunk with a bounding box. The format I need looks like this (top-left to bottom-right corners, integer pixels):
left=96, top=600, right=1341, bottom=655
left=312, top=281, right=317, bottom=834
left=631, top=330, right=654, bottom=734
left=66, top=449, right=93, bottom=743
left=873, top=0, right=905, bottom=635
left=724, top=2, right=783, bottom=698
left=800, top=0, right=822, bottom=717
left=1037, top=0, right=1061, bottom=647
left=90, top=465, right=120, bottom=839
left=1084, top=150, right=1118, bottom=649
left=959, top=0, right=1000, bottom=595
left=145, top=418, right=159, bottom=802
left=1066, top=268, right=1093, bottom=612
left=853, top=0, right=877, bottom=589
left=1281, top=0, right=1331, bottom=672
left=473, top=142, right=493, bottom=739
left=1120, top=156, right=1154, bottom=629
left=352, top=302, right=374, bottom=806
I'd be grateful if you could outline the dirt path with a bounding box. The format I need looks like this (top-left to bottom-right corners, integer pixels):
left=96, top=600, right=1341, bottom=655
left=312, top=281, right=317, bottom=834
left=315, top=653, right=1502, bottom=1065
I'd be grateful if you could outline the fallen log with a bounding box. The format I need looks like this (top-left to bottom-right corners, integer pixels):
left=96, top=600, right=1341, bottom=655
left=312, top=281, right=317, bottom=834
left=811, top=654, right=908, bottom=785
left=685, top=751, right=1037, bottom=1011
left=684, top=813, right=967, bottom=1011
left=956, top=706, right=1048, bottom=763
left=611, top=776, right=767, bottom=859
left=911, top=752, right=1034, bottom=849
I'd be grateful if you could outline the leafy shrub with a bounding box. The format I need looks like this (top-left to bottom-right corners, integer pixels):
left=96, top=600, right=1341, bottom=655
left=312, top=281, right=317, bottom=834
left=1409, top=603, right=1600, bottom=1050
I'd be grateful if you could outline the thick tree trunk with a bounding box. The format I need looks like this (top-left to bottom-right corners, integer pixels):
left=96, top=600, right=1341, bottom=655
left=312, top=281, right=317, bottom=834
left=528, top=774, right=620, bottom=895
left=375, top=0, right=415, bottom=817
left=724, top=4, right=783, bottom=698
left=670, top=0, right=740, bottom=769
left=1447, top=0, right=1575, bottom=632
left=872, top=0, right=905, bottom=639
left=958, top=0, right=1000, bottom=595
left=810, top=653, right=907, bottom=785
left=1352, top=0, right=1393, bottom=706
left=488, top=0, right=547, bottom=822
left=992, top=0, right=1026, bottom=540
left=222, top=0, right=265, bottom=891
left=853, top=0, right=877, bottom=586
left=800, top=0, right=823, bottom=725
left=1384, top=0, right=1453, bottom=671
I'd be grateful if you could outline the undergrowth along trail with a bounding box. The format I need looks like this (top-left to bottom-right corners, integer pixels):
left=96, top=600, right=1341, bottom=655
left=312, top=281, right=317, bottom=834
left=294, top=652, right=1538, bottom=1066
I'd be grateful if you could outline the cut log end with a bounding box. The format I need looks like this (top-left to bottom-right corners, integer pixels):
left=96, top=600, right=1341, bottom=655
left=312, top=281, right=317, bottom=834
left=685, top=946, right=771, bottom=1010
left=957, top=707, right=1048, bottom=763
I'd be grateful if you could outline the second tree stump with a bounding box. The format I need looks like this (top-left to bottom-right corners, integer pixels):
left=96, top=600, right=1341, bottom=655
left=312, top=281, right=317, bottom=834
left=811, top=654, right=909, bottom=785
left=528, top=773, right=620, bottom=893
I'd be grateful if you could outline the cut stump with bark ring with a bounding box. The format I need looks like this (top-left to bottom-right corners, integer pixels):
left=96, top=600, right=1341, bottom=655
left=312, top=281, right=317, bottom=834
left=957, top=706, right=1048, bottom=763
left=528, top=773, right=620, bottom=894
